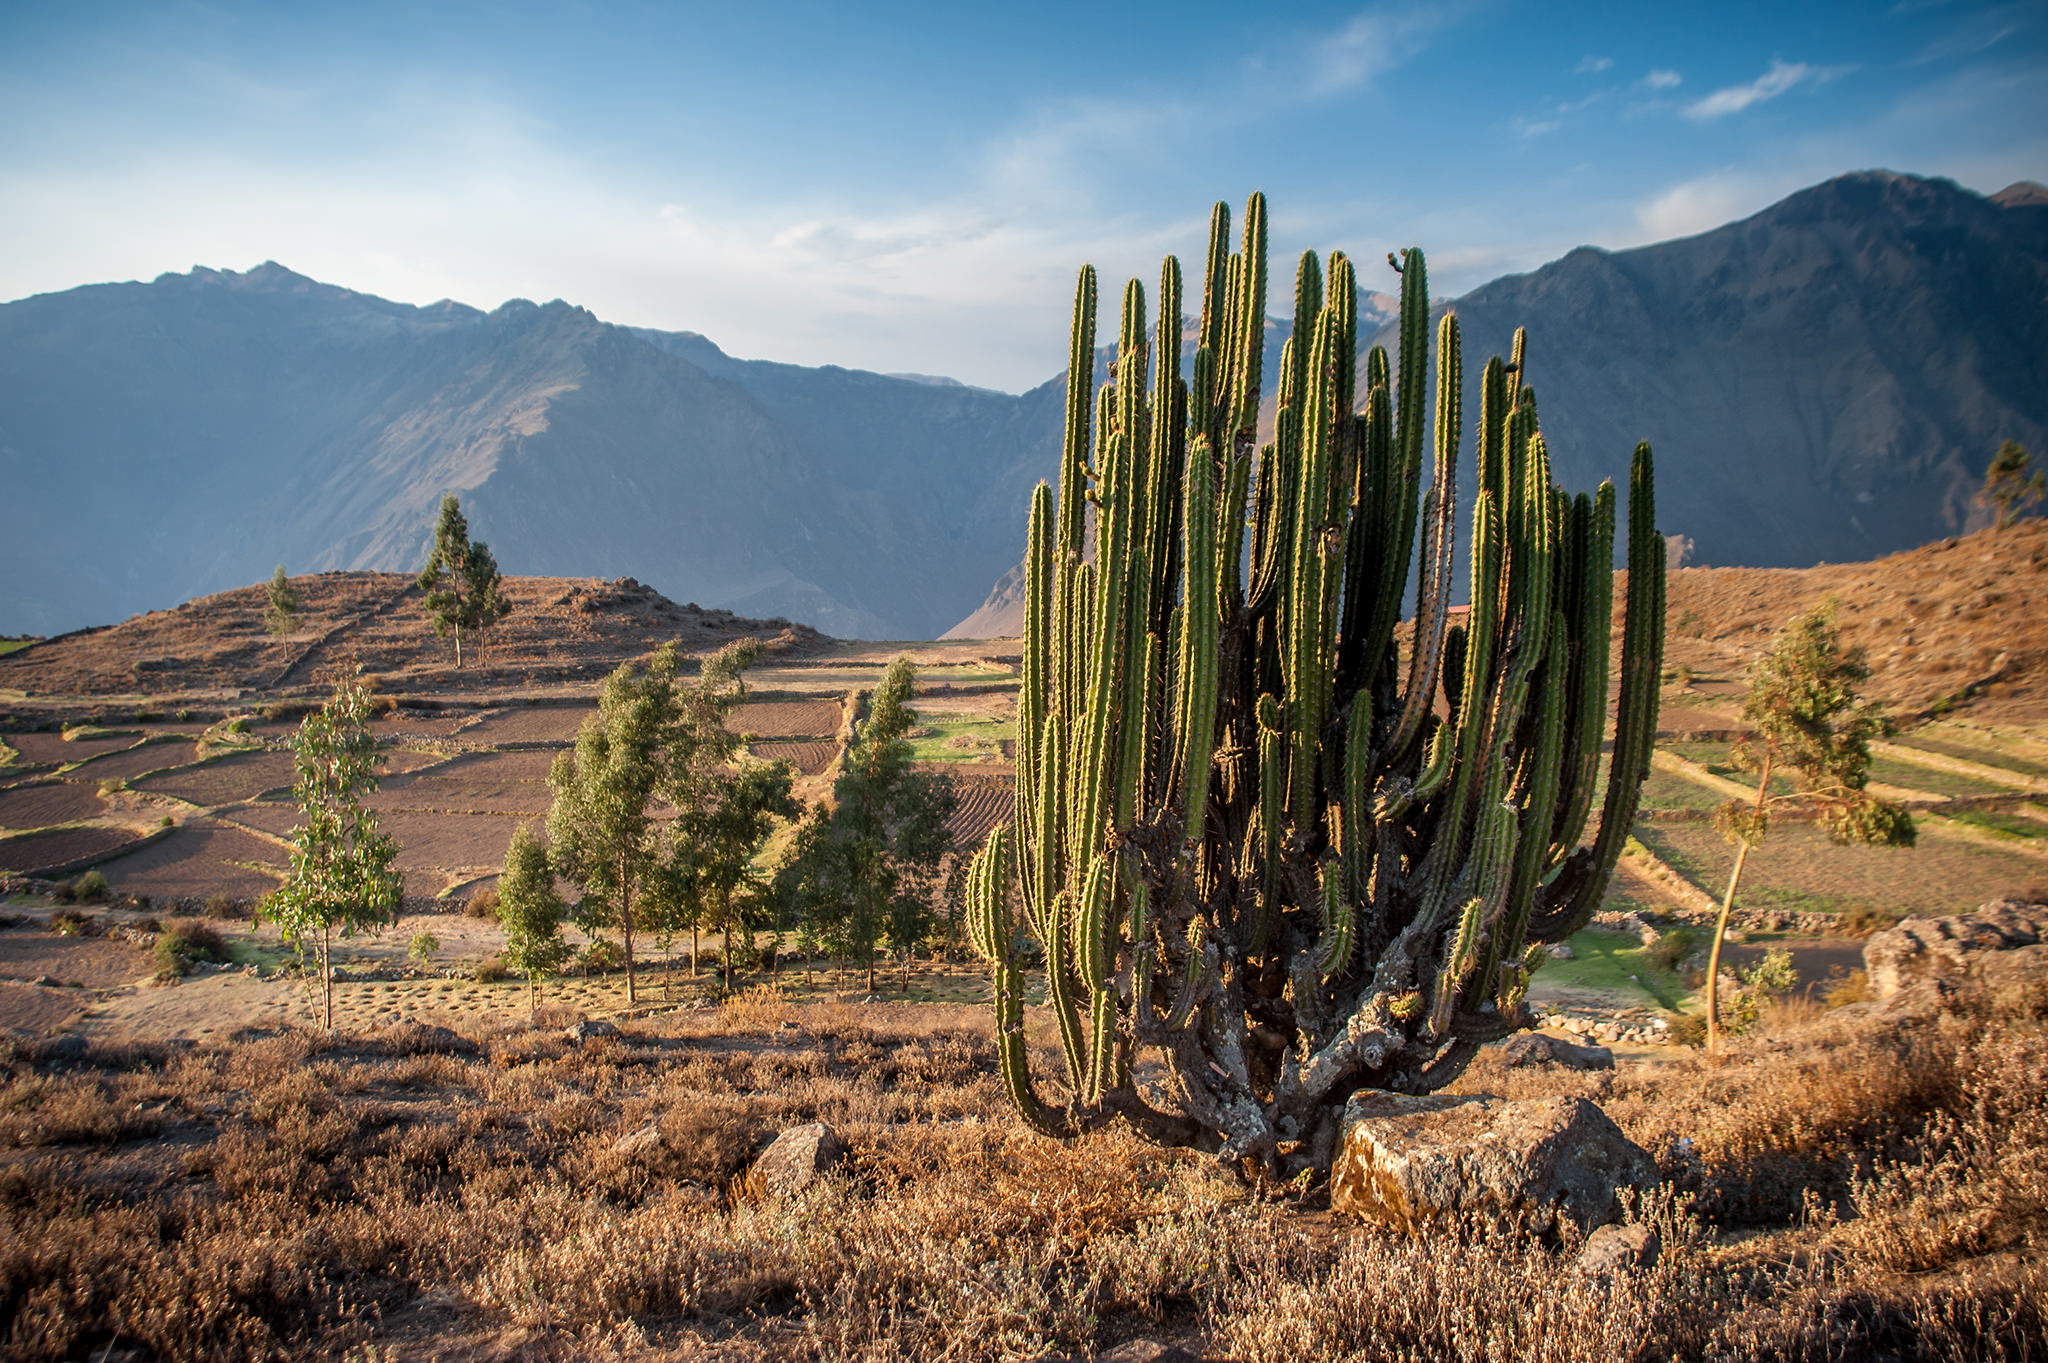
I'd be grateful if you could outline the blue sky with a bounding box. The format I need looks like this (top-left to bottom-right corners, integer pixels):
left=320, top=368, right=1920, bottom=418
left=2, top=1, right=2043, bottom=391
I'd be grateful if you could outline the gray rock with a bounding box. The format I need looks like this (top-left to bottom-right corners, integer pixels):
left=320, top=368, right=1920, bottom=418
left=565, top=1018, right=621, bottom=1044
left=1495, top=1032, right=1614, bottom=1071
left=1330, top=1092, right=1657, bottom=1234
left=751, top=1121, right=846, bottom=1196
left=41, top=1033, right=90, bottom=1060
left=611, top=1123, right=662, bottom=1159
left=379, top=1021, right=475, bottom=1055
left=1094, top=1341, right=1199, bottom=1363
left=1865, top=900, right=2047, bottom=999
left=1577, top=1222, right=1661, bottom=1281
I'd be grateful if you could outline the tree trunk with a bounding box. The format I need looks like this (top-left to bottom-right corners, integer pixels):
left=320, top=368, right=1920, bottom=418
left=321, top=921, right=333, bottom=1030
left=454, top=626, right=462, bottom=669
left=722, top=890, right=735, bottom=993
left=866, top=956, right=876, bottom=994
left=620, top=857, right=637, bottom=1006
left=902, top=949, right=912, bottom=992
left=691, top=923, right=699, bottom=978
left=1707, top=751, right=1772, bottom=1053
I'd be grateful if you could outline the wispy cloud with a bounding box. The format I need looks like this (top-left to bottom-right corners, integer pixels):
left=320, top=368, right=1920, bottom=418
left=1642, top=68, right=1684, bottom=90
left=1683, top=58, right=1851, bottom=121
left=1575, top=54, right=1613, bottom=74
left=1303, top=5, right=1452, bottom=97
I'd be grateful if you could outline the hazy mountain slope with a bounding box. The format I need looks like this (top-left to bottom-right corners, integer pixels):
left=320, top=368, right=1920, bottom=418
left=1361, top=171, right=2048, bottom=569
left=0, top=267, right=1018, bottom=638
left=950, top=172, right=2048, bottom=636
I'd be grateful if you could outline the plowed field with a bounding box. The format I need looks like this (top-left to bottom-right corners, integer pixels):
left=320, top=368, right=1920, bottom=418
left=0, top=825, right=150, bottom=874
left=132, top=751, right=298, bottom=806
left=94, top=820, right=284, bottom=900
left=751, top=740, right=838, bottom=775
left=452, top=706, right=594, bottom=745
left=734, top=700, right=844, bottom=738
left=0, top=781, right=105, bottom=830
left=946, top=778, right=1014, bottom=850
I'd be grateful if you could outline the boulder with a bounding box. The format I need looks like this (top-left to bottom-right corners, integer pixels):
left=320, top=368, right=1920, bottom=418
left=751, top=1121, right=846, bottom=1196
left=1576, top=1222, right=1661, bottom=1282
left=1330, top=1092, right=1657, bottom=1234
left=378, top=1021, right=475, bottom=1056
left=1864, top=900, right=2047, bottom=999
left=611, top=1123, right=662, bottom=1159
left=1494, top=1032, right=1614, bottom=1071
left=565, top=1018, right=621, bottom=1044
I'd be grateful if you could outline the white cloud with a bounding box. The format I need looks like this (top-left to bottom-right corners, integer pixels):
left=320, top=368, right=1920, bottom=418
left=1642, top=68, right=1684, bottom=90
left=1683, top=59, right=1850, bottom=121
left=1631, top=170, right=1797, bottom=240
left=1575, top=55, right=1613, bottom=74
left=1303, top=6, right=1450, bottom=97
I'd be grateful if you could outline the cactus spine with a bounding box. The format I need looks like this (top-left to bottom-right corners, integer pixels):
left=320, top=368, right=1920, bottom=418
left=967, top=194, right=1664, bottom=1172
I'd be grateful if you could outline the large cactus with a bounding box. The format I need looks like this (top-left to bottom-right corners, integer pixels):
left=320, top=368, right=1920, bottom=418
left=966, top=194, right=1665, bottom=1173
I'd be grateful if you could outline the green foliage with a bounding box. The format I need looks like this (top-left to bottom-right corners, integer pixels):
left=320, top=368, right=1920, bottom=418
left=646, top=640, right=799, bottom=990
left=154, top=918, right=227, bottom=981
left=1729, top=598, right=1914, bottom=850
left=264, top=565, right=301, bottom=636
left=496, top=823, right=570, bottom=1008
left=265, top=668, right=404, bottom=1029
left=1726, top=947, right=1799, bottom=1033
left=780, top=657, right=957, bottom=991
left=963, top=194, right=1665, bottom=1168
left=1979, top=439, right=2043, bottom=529
left=416, top=495, right=511, bottom=667
left=547, top=638, right=795, bottom=1001
left=408, top=930, right=440, bottom=967
left=68, top=870, right=109, bottom=903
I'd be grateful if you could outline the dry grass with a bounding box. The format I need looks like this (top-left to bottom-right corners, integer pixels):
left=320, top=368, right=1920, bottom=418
left=0, top=989, right=2043, bottom=1360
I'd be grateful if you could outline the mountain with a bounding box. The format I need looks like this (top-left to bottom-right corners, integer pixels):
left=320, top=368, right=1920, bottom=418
left=947, top=171, right=2048, bottom=637
left=0, top=266, right=1065, bottom=639
left=3, top=171, right=2042, bottom=643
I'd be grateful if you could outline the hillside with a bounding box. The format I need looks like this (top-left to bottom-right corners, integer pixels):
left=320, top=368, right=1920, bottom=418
left=1363, top=171, right=2048, bottom=571
left=0, top=570, right=825, bottom=703
left=949, top=172, right=2048, bottom=636
left=3, top=173, right=2043, bottom=646
left=0, top=268, right=1060, bottom=641
left=1661, top=518, right=2048, bottom=722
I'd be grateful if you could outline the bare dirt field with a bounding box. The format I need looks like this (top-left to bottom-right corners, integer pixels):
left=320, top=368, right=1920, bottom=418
left=0, top=782, right=107, bottom=830
left=91, top=820, right=285, bottom=901
left=0, top=827, right=152, bottom=876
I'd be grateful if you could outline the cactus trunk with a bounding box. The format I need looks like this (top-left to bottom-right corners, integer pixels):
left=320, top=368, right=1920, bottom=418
left=965, top=194, right=1664, bottom=1173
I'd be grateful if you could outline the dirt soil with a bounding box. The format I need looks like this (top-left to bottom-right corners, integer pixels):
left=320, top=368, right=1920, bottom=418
left=0, top=570, right=829, bottom=702
left=1657, top=519, right=2048, bottom=721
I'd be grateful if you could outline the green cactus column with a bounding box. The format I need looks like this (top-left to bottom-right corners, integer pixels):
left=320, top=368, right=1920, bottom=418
left=966, top=192, right=1664, bottom=1173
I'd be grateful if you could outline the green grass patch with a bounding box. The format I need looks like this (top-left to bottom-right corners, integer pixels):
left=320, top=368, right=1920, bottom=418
left=1895, top=730, right=2048, bottom=782
left=1947, top=807, right=2048, bottom=841
left=1533, top=929, right=1691, bottom=1011
left=1866, top=757, right=2013, bottom=800
left=0, top=639, right=38, bottom=658
left=904, top=715, right=1010, bottom=762
left=1638, top=770, right=1725, bottom=814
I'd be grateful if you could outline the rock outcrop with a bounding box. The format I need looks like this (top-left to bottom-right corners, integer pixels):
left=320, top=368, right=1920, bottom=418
left=751, top=1122, right=846, bottom=1197
left=1330, top=1093, right=1657, bottom=1234
left=1864, top=899, right=2048, bottom=1001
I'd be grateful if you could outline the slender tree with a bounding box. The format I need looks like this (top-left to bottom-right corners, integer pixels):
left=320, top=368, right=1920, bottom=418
left=1980, top=440, right=2044, bottom=531
left=673, top=759, right=799, bottom=992
left=416, top=494, right=512, bottom=667
left=498, top=822, right=571, bottom=1013
left=267, top=667, right=404, bottom=1028
left=546, top=645, right=685, bottom=1005
left=1705, top=598, right=1914, bottom=1049
left=781, top=658, right=956, bottom=992
left=265, top=565, right=302, bottom=636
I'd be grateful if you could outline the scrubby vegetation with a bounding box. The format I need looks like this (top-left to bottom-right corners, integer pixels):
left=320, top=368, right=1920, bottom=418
left=0, top=979, right=2041, bottom=1359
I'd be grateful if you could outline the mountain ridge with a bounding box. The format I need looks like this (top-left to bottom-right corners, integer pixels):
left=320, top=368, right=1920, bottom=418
left=3, top=170, right=2042, bottom=643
